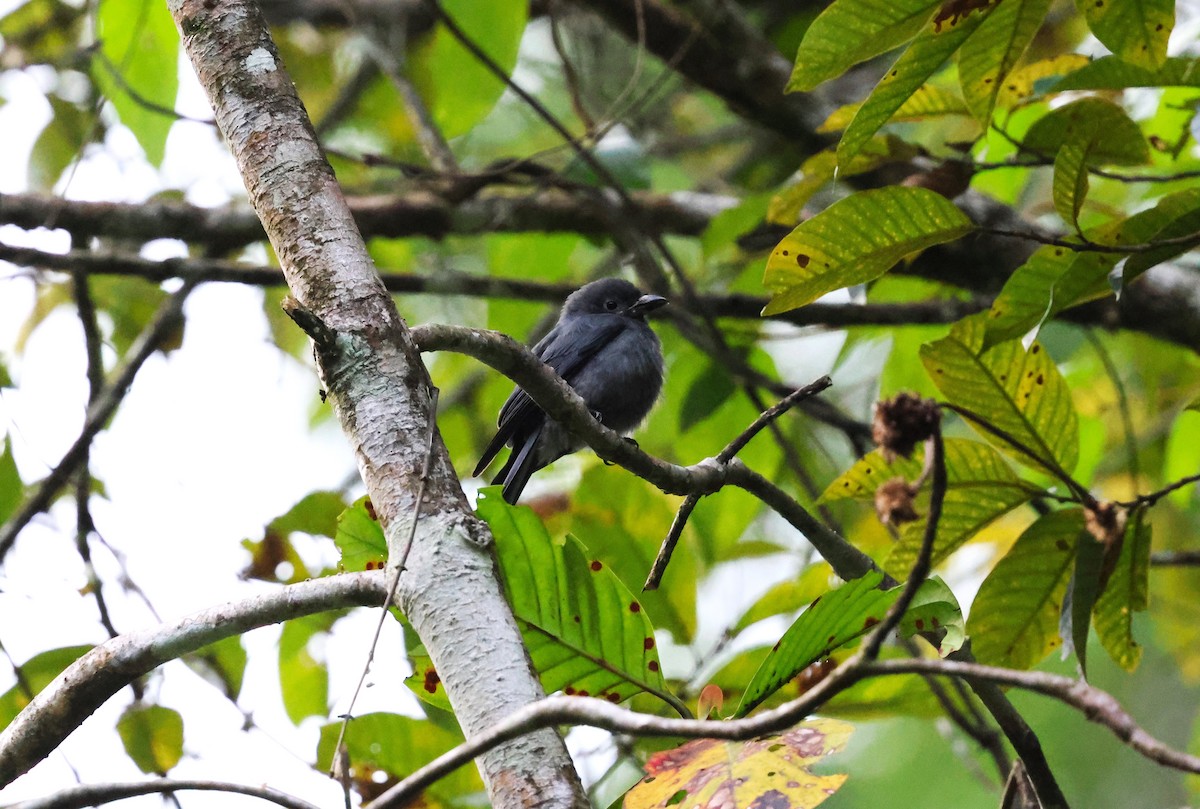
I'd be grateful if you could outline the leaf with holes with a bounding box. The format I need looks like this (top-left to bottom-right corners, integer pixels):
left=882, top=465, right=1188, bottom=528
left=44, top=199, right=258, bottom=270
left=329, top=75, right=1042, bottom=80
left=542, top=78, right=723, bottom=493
left=958, top=0, right=1053, bottom=124
left=921, top=324, right=1078, bottom=478
left=735, top=572, right=962, bottom=716
left=1075, top=0, right=1173, bottom=70
left=1094, top=514, right=1150, bottom=672
left=762, top=187, right=973, bottom=314
left=838, top=2, right=995, bottom=166
left=476, top=489, right=676, bottom=713
left=969, top=509, right=1084, bottom=669
left=625, top=718, right=852, bottom=809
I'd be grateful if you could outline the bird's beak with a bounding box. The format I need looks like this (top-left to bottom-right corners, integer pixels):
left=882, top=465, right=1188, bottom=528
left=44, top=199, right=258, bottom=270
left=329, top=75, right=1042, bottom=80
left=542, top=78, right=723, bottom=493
left=627, top=294, right=668, bottom=317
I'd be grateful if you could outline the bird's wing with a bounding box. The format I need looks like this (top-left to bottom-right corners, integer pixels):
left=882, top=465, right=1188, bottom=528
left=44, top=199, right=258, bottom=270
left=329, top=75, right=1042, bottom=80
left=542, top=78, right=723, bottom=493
left=473, top=316, right=623, bottom=477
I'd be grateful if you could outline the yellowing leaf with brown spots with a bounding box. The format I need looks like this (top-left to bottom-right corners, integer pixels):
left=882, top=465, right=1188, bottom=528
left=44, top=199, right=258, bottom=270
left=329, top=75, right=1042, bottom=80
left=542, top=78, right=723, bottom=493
left=624, top=718, right=852, bottom=809
left=762, top=187, right=973, bottom=315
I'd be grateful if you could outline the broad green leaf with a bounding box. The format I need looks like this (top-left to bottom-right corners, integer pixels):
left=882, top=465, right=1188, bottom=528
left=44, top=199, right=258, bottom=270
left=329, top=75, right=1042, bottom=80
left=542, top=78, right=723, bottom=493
left=477, top=490, right=675, bottom=712
left=410, top=0, right=527, bottom=138
left=0, top=435, right=21, bottom=525
left=982, top=189, right=1200, bottom=346
left=958, top=0, right=1053, bottom=124
left=762, top=187, right=973, bottom=314
left=838, top=4, right=994, bottom=167
left=969, top=509, right=1084, bottom=669
left=1067, top=528, right=1105, bottom=675
left=921, top=329, right=1079, bottom=477
left=117, top=704, right=183, bottom=775
left=824, top=667, right=942, bottom=719
left=184, top=636, right=247, bottom=701
left=735, top=572, right=963, bottom=716
left=823, top=439, right=1032, bottom=575
left=627, top=720, right=851, bottom=809
left=786, top=0, right=939, bottom=92
left=679, top=360, right=736, bottom=431
left=996, top=54, right=1091, bottom=108
left=0, top=0, right=84, bottom=64
left=94, top=0, right=179, bottom=166
left=1055, top=56, right=1200, bottom=91
left=1022, top=98, right=1149, bottom=165
left=279, top=612, right=341, bottom=724
left=1093, top=515, right=1150, bottom=672
left=1075, top=0, right=1173, bottom=70
left=317, top=713, right=485, bottom=806
left=1052, top=133, right=1094, bottom=231
left=885, top=442, right=1033, bottom=576
left=29, top=95, right=89, bottom=191
left=0, top=646, right=92, bottom=727
left=819, top=85, right=970, bottom=133
left=334, top=495, right=388, bottom=573
left=767, top=137, right=921, bottom=226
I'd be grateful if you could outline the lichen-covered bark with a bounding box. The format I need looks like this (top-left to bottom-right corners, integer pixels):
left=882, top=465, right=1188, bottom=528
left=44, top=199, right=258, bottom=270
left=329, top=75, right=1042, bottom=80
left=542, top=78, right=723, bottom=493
left=163, top=1, right=587, bottom=805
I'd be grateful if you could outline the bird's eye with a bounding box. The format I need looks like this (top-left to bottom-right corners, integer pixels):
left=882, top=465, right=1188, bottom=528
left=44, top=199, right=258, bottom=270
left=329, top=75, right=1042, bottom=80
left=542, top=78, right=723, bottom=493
left=605, top=299, right=619, bottom=311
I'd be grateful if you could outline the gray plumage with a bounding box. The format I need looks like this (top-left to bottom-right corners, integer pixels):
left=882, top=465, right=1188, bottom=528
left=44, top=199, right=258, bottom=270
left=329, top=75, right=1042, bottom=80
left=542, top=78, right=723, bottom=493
left=474, top=278, right=667, bottom=503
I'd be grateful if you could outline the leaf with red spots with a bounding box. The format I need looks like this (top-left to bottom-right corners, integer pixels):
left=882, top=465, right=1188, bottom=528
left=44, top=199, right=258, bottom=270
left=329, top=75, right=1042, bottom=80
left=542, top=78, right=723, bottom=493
left=763, top=187, right=972, bottom=315
left=475, top=489, right=681, bottom=715
left=624, top=718, right=851, bottom=809
left=735, top=572, right=962, bottom=717
left=334, top=495, right=389, bottom=573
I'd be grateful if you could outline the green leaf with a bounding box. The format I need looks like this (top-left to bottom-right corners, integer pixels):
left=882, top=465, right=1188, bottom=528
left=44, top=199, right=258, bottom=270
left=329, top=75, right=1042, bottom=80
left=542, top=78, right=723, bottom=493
left=786, top=0, right=939, bottom=92
left=29, top=95, right=89, bottom=191
left=1075, top=0, right=1173, bottom=70
left=0, top=646, right=92, bottom=727
left=184, top=636, right=247, bottom=701
left=762, top=187, right=974, bottom=315
left=968, top=509, right=1083, bottom=669
left=477, top=489, right=675, bottom=712
left=94, top=0, right=180, bottom=166
left=316, top=713, right=484, bottom=805
left=1067, top=529, right=1105, bottom=675
left=679, top=360, right=736, bottom=431
left=995, top=54, right=1091, bottom=108
left=885, top=441, right=1033, bottom=576
left=819, top=86, right=971, bottom=133
left=0, top=0, right=84, bottom=64
left=982, top=189, right=1200, bottom=346
left=334, top=496, right=388, bottom=573
left=1022, top=97, right=1149, bottom=165
left=1052, top=133, right=1094, bottom=231
left=735, top=572, right=963, bottom=716
left=1054, top=56, right=1200, bottom=91
left=410, top=0, right=527, bottom=138
left=1093, top=514, right=1150, bottom=672
left=921, top=328, right=1079, bottom=477
left=0, top=435, right=22, bottom=526
left=767, top=137, right=921, bottom=226
left=279, top=612, right=341, bottom=724
left=837, top=4, right=994, bottom=166
left=117, top=704, right=184, bottom=775
left=958, top=0, right=1053, bottom=124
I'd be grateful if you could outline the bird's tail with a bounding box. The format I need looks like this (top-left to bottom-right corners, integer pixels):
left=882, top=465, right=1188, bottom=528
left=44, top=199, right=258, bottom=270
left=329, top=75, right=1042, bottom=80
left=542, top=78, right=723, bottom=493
left=493, top=423, right=545, bottom=504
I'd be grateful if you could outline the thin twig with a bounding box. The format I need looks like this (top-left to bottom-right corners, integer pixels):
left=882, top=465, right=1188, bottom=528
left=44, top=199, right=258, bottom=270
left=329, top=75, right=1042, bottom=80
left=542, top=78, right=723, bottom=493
left=7, top=778, right=320, bottom=809
left=0, top=279, right=198, bottom=561
left=1150, top=550, right=1200, bottom=566
left=644, top=375, right=833, bottom=590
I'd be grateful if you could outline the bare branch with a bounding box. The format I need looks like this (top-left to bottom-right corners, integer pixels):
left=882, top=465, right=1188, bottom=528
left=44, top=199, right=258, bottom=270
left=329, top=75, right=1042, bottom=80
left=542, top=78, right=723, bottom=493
left=8, top=778, right=321, bottom=809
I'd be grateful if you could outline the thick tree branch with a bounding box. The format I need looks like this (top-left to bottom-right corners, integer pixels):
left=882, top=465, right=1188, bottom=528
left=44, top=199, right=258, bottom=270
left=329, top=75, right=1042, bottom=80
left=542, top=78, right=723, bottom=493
left=162, top=1, right=587, bottom=805
left=0, top=573, right=386, bottom=785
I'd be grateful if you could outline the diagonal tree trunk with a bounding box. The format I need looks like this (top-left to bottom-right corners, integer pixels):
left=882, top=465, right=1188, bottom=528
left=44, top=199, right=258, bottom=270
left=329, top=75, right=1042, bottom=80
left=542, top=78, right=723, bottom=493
left=162, top=1, right=587, bottom=805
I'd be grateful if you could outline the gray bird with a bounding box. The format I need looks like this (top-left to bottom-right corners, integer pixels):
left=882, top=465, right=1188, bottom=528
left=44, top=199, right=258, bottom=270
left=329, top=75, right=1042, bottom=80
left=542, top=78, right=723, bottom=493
left=474, top=278, right=667, bottom=504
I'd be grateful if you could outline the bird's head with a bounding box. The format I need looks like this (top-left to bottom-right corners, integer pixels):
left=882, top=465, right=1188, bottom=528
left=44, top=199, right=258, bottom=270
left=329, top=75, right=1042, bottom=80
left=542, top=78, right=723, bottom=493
left=563, top=278, right=668, bottom=321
